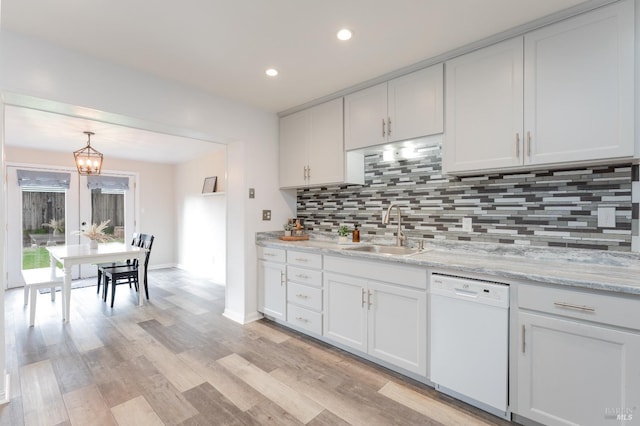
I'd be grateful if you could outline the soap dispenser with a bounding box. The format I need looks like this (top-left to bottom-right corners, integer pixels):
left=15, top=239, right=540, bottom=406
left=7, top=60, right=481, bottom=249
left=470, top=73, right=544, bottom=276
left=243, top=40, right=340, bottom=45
left=352, top=224, right=360, bottom=243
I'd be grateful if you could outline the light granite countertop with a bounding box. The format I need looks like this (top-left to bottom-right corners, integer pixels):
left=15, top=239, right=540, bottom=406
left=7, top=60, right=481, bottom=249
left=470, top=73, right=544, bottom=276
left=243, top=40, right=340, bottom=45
left=256, top=232, right=640, bottom=296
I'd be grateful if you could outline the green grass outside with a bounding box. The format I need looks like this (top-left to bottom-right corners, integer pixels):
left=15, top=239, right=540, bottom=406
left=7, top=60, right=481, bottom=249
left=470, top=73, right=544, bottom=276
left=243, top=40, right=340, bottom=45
left=22, top=247, right=62, bottom=270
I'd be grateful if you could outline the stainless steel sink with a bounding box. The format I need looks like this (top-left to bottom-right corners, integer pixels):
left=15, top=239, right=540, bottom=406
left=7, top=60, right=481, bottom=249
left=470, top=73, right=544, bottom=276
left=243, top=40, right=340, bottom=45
left=344, top=245, right=420, bottom=256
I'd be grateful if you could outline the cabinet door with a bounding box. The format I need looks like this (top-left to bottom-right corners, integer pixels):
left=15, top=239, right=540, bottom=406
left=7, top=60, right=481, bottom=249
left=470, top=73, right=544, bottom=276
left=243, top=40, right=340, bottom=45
left=308, top=98, right=345, bottom=186
left=387, top=64, right=443, bottom=143
left=279, top=109, right=310, bottom=188
left=443, top=37, right=524, bottom=174
left=323, top=273, right=367, bottom=353
left=258, top=260, right=286, bottom=320
left=524, top=0, right=634, bottom=165
left=368, top=281, right=427, bottom=376
left=518, top=312, right=640, bottom=426
left=344, top=82, right=388, bottom=151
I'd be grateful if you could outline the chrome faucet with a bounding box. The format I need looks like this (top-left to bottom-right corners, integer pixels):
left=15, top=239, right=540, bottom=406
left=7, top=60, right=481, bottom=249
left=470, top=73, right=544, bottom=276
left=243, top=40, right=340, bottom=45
left=383, top=204, right=406, bottom=247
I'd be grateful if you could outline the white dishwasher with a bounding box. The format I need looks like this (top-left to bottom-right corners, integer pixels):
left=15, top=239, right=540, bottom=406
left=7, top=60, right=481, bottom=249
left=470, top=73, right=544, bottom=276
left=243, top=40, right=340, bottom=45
left=430, top=274, right=510, bottom=419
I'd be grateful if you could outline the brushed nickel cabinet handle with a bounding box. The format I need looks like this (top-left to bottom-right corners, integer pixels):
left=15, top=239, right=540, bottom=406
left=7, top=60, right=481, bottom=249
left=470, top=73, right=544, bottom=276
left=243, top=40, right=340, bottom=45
left=367, top=290, right=373, bottom=310
left=553, top=301, right=595, bottom=312
left=361, top=288, right=366, bottom=308
left=295, top=317, right=309, bottom=323
left=280, top=271, right=285, bottom=286
left=296, top=274, right=309, bottom=279
left=382, top=118, right=386, bottom=137
left=526, top=131, right=531, bottom=157
left=264, top=253, right=276, bottom=257
left=515, top=133, right=520, bottom=157
left=387, top=117, right=392, bottom=136
left=295, top=293, right=309, bottom=299
left=522, top=325, right=526, bottom=353
left=294, top=258, right=308, bottom=262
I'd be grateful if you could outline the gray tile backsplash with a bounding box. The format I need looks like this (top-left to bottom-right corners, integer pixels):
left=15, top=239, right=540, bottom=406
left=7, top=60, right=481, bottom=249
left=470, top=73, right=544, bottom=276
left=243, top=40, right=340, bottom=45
left=297, top=140, right=635, bottom=251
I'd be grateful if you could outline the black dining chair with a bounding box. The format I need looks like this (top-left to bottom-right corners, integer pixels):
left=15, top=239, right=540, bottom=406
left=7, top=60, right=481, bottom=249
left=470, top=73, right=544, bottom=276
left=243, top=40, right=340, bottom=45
left=103, top=234, right=154, bottom=307
left=96, top=232, right=140, bottom=296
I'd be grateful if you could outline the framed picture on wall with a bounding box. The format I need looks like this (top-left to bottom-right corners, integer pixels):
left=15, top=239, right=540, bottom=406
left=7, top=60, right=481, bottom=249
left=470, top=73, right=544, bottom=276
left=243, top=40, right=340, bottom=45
left=202, top=176, right=217, bottom=194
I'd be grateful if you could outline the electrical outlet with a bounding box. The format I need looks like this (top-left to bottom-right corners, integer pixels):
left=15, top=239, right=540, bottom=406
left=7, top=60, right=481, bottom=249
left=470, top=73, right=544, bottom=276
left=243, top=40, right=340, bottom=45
left=262, top=210, right=271, bottom=221
left=249, top=188, right=255, bottom=199
left=462, top=217, right=473, bottom=232
left=597, top=206, right=616, bottom=228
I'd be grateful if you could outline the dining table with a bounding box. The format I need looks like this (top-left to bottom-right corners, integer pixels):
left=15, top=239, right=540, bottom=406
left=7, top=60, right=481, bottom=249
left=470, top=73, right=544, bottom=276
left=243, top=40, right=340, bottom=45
left=46, top=242, right=147, bottom=322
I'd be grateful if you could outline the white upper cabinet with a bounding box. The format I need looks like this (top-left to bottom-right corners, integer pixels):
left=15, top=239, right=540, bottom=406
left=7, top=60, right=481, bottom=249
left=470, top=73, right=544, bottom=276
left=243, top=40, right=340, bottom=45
left=444, top=0, right=634, bottom=175
left=345, top=64, right=443, bottom=151
left=280, top=98, right=364, bottom=188
left=524, top=0, right=634, bottom=165
left=443, top=37, right=524, bottom=173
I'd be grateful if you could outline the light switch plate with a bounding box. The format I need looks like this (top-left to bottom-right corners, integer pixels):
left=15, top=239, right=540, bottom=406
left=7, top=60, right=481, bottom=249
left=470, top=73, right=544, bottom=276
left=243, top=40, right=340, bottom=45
left=262, top=210, right=271, bottom=221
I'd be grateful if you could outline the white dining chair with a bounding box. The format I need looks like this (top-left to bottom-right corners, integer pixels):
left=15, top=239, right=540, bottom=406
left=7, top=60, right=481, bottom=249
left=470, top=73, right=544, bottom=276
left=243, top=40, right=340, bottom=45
left=22, top=268, right=65, bottom=326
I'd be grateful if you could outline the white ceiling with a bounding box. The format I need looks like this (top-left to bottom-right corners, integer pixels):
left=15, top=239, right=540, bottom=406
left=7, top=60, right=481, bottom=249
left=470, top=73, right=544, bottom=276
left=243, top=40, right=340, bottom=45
left=3, top=106, right=224, bottom=164
left=1, top=0, right=591, bottom=163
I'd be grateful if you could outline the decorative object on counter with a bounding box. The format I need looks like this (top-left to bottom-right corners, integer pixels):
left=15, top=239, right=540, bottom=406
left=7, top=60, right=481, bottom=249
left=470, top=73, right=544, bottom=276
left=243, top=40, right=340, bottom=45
left=279, top=219, right=309, bottom=241
left=74, top=219, right=114, bottom=249
left=352, top=224, right=360, bottom=243
left=338, top=225, right=350, bottom=244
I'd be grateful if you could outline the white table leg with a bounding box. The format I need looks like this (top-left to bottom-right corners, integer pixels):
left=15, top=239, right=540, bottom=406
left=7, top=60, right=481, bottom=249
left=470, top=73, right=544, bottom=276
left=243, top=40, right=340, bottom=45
left=63, top=266, right=72, bottom=322
left=49, top=252, right=56, bottom=279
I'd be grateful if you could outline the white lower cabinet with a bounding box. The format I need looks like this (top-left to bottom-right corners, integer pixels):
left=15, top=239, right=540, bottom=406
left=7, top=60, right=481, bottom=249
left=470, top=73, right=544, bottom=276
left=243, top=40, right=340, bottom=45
left=257, top=247, right=286, bottom=321
left=517, top=284, right=640, bottom=426
left=324, top=273, right=368, bottom=353
left=323, top=257, right=427, bottom=376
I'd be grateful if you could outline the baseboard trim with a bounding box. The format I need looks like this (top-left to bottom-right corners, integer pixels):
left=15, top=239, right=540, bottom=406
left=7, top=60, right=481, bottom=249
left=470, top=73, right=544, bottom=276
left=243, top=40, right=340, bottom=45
left=223, top=309, right=263, bottom=325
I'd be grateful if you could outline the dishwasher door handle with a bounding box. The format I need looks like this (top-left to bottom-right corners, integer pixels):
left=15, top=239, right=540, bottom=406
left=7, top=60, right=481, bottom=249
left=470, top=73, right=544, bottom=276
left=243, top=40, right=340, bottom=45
left=454, top=289, right=479, bottom=298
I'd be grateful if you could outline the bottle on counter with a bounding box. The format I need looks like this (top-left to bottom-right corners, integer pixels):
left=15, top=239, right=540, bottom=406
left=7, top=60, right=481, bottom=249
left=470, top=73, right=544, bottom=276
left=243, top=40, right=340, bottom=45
left=352, top=224, right=360, bottom=243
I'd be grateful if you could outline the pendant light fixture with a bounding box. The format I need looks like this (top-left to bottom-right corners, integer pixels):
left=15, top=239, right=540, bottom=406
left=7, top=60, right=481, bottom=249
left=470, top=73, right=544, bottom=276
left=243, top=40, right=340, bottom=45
left=73, top=131, right=103, bottom=175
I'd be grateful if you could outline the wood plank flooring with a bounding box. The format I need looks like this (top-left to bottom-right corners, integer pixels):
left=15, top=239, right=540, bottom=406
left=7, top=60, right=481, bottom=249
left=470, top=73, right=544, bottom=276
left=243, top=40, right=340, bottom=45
left=0, top=268, right=514, bottom=425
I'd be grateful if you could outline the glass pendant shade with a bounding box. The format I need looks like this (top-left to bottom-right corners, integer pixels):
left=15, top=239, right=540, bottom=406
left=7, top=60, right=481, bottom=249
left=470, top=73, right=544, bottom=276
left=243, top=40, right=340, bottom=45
left=73, top=131, right=103, bottom=175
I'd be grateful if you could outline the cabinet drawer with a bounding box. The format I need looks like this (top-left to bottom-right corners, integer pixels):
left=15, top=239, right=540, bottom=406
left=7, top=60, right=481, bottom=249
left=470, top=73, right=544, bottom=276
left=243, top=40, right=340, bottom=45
left=287, top=304, right=322, bottom=335
left=519, top=284, right=640, bottom=330
left=287, top=250, right=322, bottom=269
left=287, top=282, right=322, bottom=311
left=257, top=246, right=285, bottom=262
left=287, top=266, right=322, bottom=287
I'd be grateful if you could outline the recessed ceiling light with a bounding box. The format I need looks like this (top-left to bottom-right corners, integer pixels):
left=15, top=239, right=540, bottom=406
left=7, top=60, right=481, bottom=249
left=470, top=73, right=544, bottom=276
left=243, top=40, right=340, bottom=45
left=337, top=29, right=352, bottom=41
left=265, top=68, right=279, bottom=77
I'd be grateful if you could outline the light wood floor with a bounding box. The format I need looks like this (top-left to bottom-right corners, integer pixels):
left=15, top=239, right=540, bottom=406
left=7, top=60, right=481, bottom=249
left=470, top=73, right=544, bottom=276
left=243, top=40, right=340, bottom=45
left=0, top=268, right=514, bottom=426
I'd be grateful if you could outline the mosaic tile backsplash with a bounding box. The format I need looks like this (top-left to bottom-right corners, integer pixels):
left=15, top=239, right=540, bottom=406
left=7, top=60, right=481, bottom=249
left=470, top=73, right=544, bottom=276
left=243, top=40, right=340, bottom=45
left=297, top=138, right=635, bottom=252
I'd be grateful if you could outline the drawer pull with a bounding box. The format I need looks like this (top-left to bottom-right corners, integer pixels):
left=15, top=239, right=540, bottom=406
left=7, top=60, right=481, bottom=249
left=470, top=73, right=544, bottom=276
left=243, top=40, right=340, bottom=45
left=264, top=253, right=276, bottom=257
left=294, top=258, right=309, bottom=262
left=295, top=294, right=309, bottom=299
left=553, top=302, right=595, bottom=312
left=295, top=317, right=309, bottom=323
left=522, top=325, right=526, bottom=354
left=295, top=274, right=309, bottom=279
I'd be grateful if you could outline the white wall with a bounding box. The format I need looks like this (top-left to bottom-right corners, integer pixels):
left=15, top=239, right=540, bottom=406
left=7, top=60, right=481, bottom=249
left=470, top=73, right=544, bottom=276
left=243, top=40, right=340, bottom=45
left=175, top=149, right=227, bottom=283
left=5, top=146, right=176, bottom=267
left=0, top=30, right=296, bottom=323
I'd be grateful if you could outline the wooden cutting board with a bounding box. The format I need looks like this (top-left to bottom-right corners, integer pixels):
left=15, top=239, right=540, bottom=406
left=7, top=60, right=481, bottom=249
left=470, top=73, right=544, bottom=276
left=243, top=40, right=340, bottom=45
left=279, top=235, right=309, bottom=241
